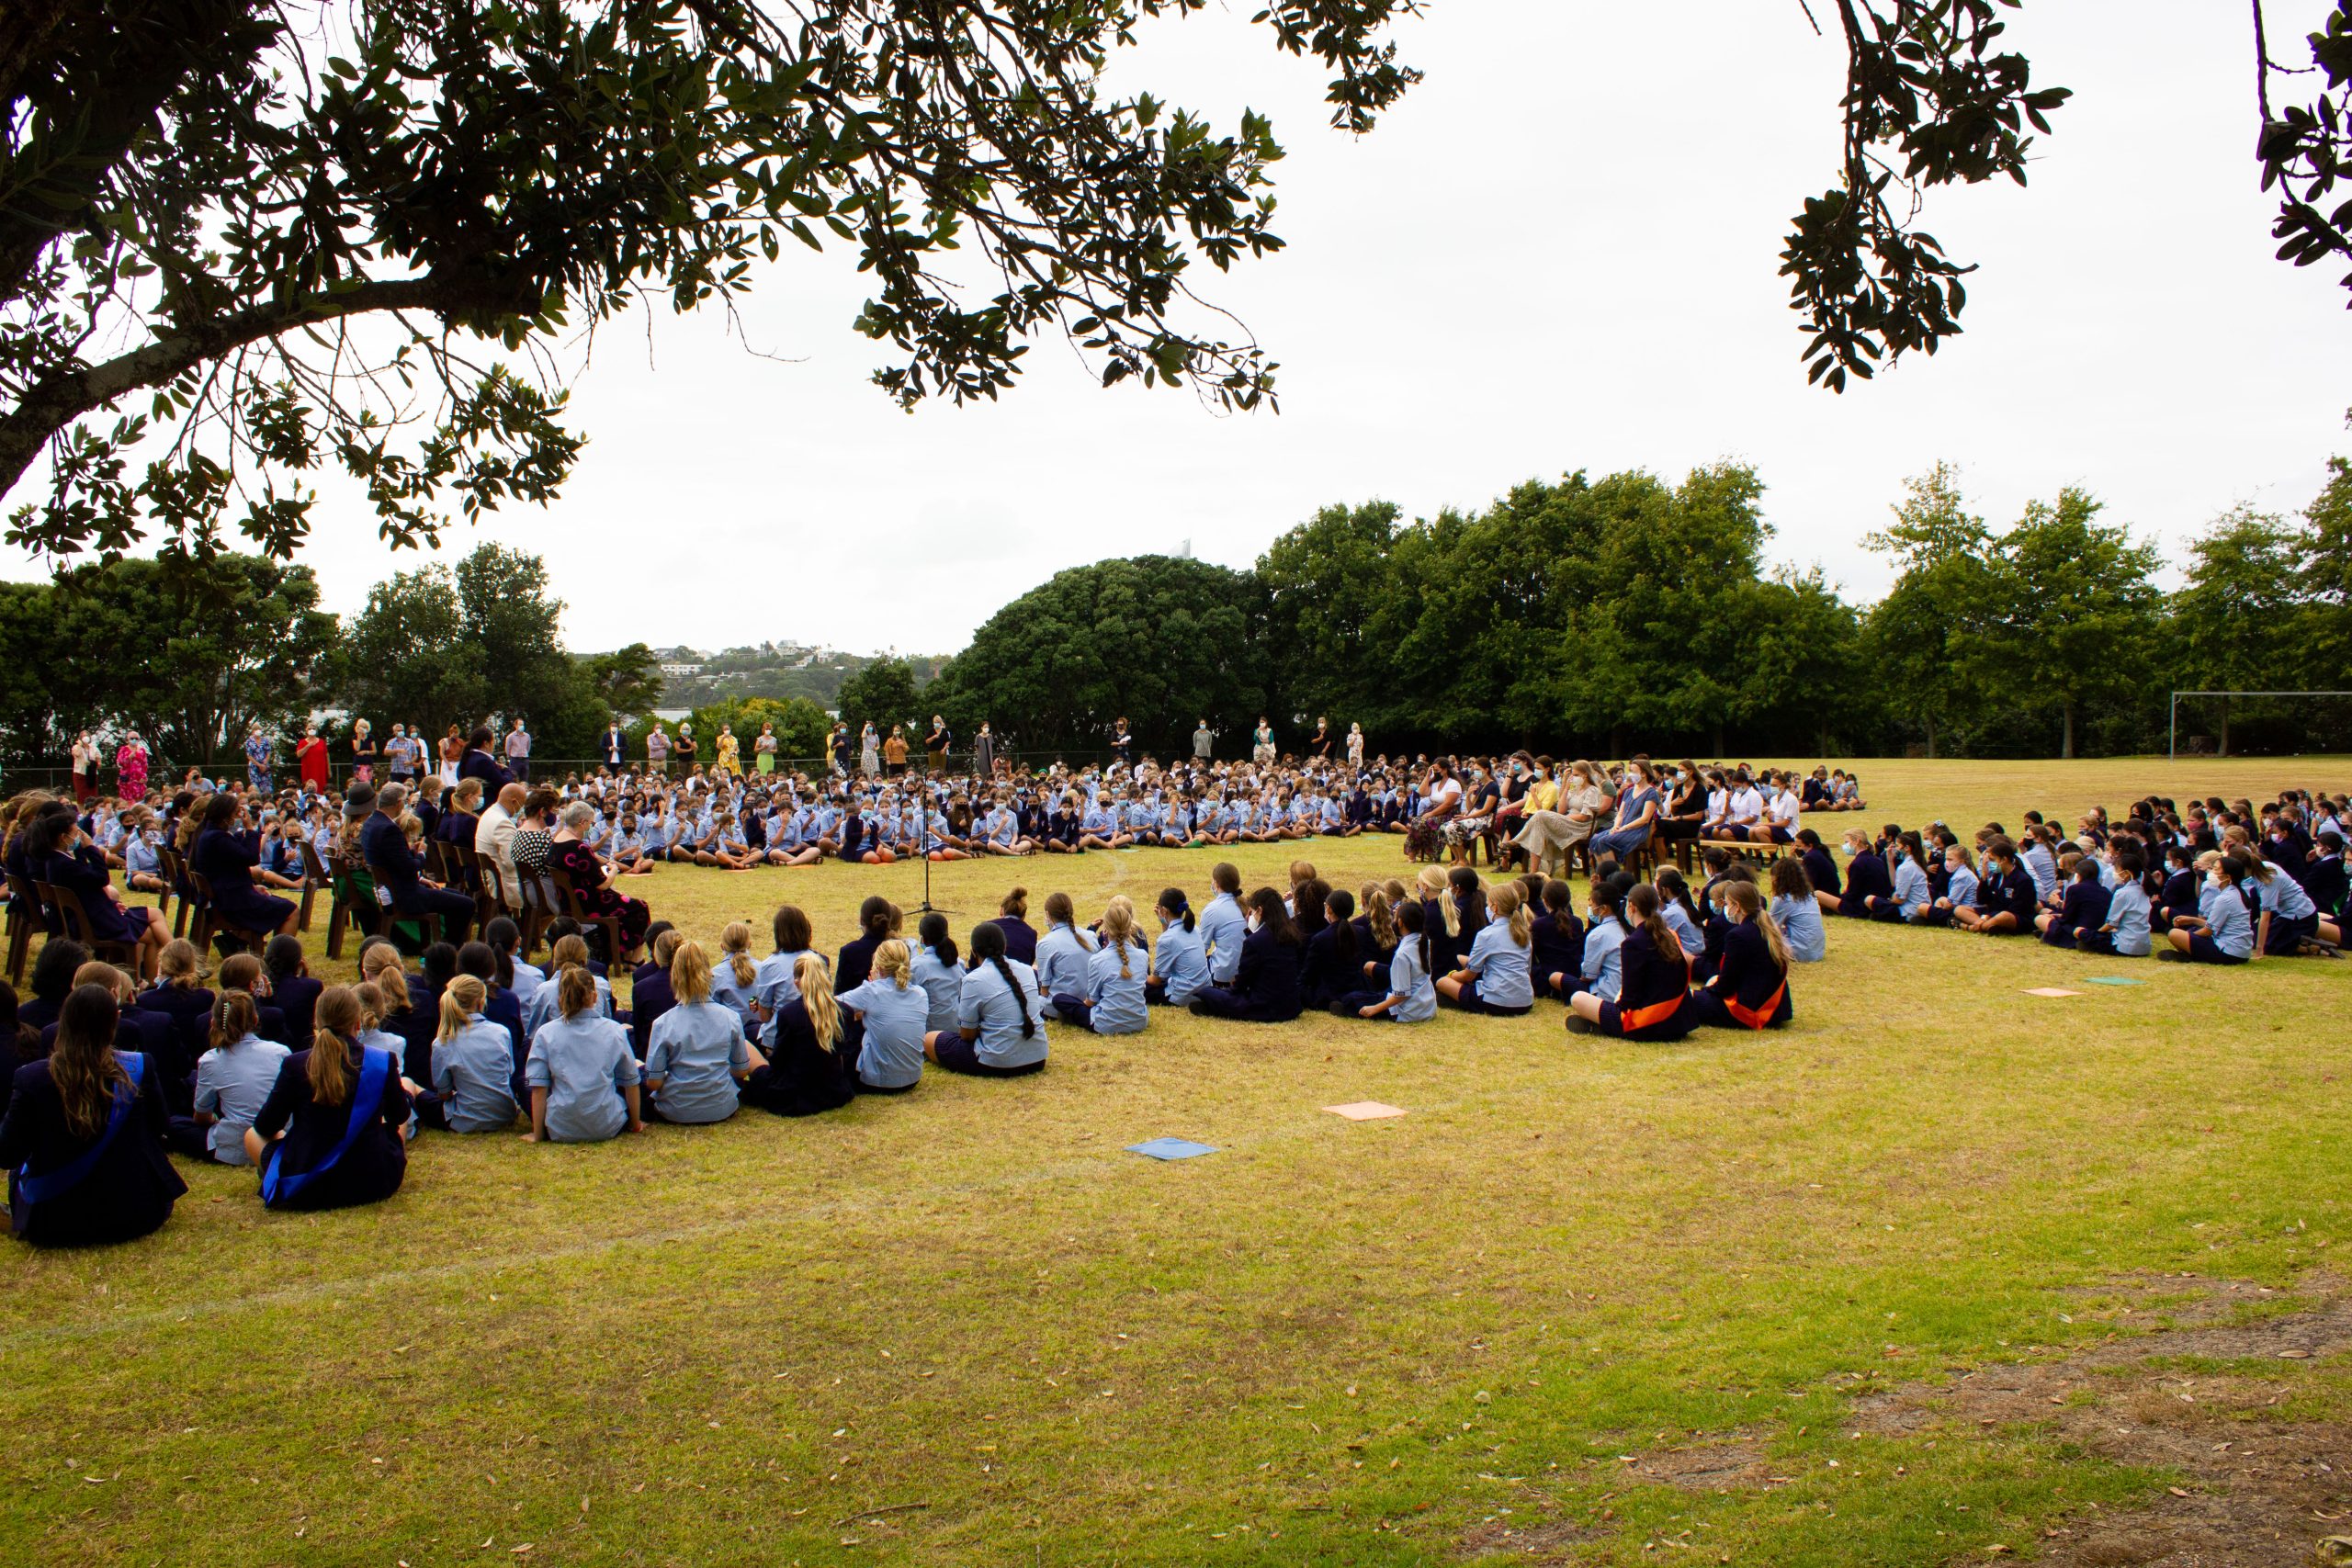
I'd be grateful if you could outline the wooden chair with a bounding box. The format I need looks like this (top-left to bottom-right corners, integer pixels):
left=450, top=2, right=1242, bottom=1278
left=186, top=870, right=269, bottom=956
left=5, top=872, right=40, bottom=984
left=474, top=852, right=520, bottom=938
left=551, top=864, right=626, bottom=964
left=301, top=840, right=358, bottom=960
left=40, top=881, right=137, bottom=973
left=157, top=846, right=194, bottom=938
left=449, top=842, right=502, bottom=931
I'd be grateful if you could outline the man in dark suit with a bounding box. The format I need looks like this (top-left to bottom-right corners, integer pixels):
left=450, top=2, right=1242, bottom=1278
left=363, top=783, right=477, bottom=944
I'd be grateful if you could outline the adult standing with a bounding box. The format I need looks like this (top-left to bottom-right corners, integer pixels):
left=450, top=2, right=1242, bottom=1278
left=505, top=716, right=532, bottom=781
left=925, top=715, right=951, bottom=773
left=859, top=722, right=880, bottom=778
left=1193, top=718, right=1216, bottom=762
left=115, top=729, right=151, bottom=803
left=243, top=721, right=274, bottom=793
left=603, top=720, right=626, bottom=771
left=296, top=722, right=329, bottom=794
left=754, top=721, right=778, bottom=775
left=348, top=719, right=376, bottom=785
left=1111, top=718, right=1133, bottom=771
left=673, top=721, right=697, bottom=773
left=646, top=723, right=670, bottom=776
left=69, top=732, right=98, bottom=804
left=1252, top=716, right=1275, bottom=767
left=362, top=783, right=476, bottom=943
left=1310, top=716, right=1332, bottom=759
left=436, top=724, right=464, bottom=788
left=883, top=725, right=908, bottom=777
left=384, top=723, right=418, bottom=786
left=1346, top=722, right=1364, bottom=768
left=973, top=722, right=997, bottom=779
left=716, top=723, right=741, bottom=778
left=827, top=721, right=851, bottom=778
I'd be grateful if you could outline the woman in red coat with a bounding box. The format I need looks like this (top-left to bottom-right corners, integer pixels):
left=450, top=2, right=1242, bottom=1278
left=296, top=723, right=330, bottom=793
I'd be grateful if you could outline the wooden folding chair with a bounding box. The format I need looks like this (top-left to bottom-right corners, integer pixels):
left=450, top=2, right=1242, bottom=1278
left=553, top=867, right=626, bottom=964
left=157, top=846, right=195, bottom=938
left=186, top=870, right=269, bottom=956
left=43, top=882, right=137, bottom=973
left=300, top=840, right=356, bottom=959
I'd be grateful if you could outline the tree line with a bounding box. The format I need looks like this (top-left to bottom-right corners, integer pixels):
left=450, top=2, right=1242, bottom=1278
left=5, top=451, right=2345, bottom=778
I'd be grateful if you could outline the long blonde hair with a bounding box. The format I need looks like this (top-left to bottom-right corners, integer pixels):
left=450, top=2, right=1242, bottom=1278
left=1416, top=864, right=1455, bottom=935
left=556, top=964, right=598, bottom=1019
left=1100, top=896, right=1138, bottom=979
left=360, top=943, right=410, bottom=1012
left=796, top=953, right=841, bottom=1050
left=209, top=988, right=262, bottom=1052
left=158, top=938, right=204, bottom=991
left=719, top=920, right=758, bottom=987
left=1722, top=879, right=1792, bottom=973
left=1487, top=883, right=1532, bottom=947
left=435, top=974, right=488, bottom=1042
left=1363, top=885, right=1396, bottom=951
left=309, top=985, right=363, bottom=1106
left=671, top=940, right=712, bottom=1003
left=872, top=939, right=912, bottom=990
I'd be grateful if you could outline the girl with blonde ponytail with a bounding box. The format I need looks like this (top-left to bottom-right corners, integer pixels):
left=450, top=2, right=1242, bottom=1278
left=1051, top=897, right=1148, bottom=1035
left=837, top=939, right=929, bottom=1092
left=740, top=953, right=856, bottom=1115
left=523, top=966, right=641, bottom=1143
left=244, top=984, right=413, bottom=1210
left=429, top=974, right=521, bottom=1132
left=1436, top=881, right=1534, bottom=1015
left=644, top=942, right=760, bottom=1124
left=181, top=989, right=288, bottom=1166
left=1690, top=881, right=1794, bottom=1031
left=709, top=920, right=761, bottom=1026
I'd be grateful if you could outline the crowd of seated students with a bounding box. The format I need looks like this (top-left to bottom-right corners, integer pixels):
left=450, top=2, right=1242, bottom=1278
left=4, top=739, right=2344, bottom=1248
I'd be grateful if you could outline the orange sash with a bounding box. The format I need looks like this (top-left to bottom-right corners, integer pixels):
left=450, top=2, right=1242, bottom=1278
left=1724, top=979, right=1786, bottom=1031
left=1618, top=993, right=1685, bottom=1032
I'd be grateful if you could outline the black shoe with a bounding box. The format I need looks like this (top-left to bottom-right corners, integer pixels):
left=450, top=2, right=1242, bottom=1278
left=1565, top=1014, right=1595, bottom=1034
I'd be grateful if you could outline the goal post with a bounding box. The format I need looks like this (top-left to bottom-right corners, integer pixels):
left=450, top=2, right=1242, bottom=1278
left=2168, top=690, right=2352, bottom=761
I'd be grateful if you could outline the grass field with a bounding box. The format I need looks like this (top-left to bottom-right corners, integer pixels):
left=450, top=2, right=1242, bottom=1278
left=5, top=756, right=2349, bottom=1567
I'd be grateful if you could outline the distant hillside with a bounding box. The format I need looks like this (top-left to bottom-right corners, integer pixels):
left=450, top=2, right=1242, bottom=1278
left=649, top=643, right=948, bottom=711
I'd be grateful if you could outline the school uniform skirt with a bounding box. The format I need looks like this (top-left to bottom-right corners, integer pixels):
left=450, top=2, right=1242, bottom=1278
left=2264, top=912, right=2318, bottom=955
left=1446, top=979, right=1530, bottom=1017
left=1597, top=991, right=1696, bottom=1042
left=2185, top=931, right=2248, bottom=965
left=1687, top=985, right=1792, bottom=1031
left=1187, top=987, right=1303, bottom=1023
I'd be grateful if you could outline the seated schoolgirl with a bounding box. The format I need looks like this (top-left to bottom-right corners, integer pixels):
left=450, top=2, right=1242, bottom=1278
left=910, top=914, right=966, bottom=1039
left=137, top=938, right=215, bottom=1076
left=526, top=934, right=615, bottom=1036
left=1766, top=857, right=1828, bottom=961
left=1187, top=889, right=1306, bottom=1023
left=987, top=888, right=1039, bottom=964
left=1201, top=863, right=1248, bottom=984
left=430, top=975, right=521, bottom=1134
left=1, top=982, right=187, bottom=1246
left=838, top=939, right=929, bottom=1092
left=1566, top=884, right=1694, bottom=1040
left=2036, top=857, right=2111, bottom=947
left=175, top=989, right=291, bottom=1163
left=2162, top=852, right=2259, bottom=964
left=2077, top=847, right=2152, bottom=956
left=1529, top=877, right=1585, bottom=1000
left=1355, top=882, right=1404, bottom=982
left=1053, top=897, right=1149, bottom=1035
left=1953, top=837, right=2039, bottom=935
left=1820, top=829, right=1886, bottom=919
left=1300, top=886, right=1361, bottom=1010
left=1793, top=829, right=1841, bottom=905
left=1436, top=883, right=1534, bottom=1016
left=213, top=951, right=287, bottom=1047
left=1655, top=868, right=1706, bottom=955
left=1144, top=889, right=1210, bottom=1007
left=263, top=933, right=322, bottom=1045
left=1868, top=832, right=1935, bottom=924
left=1577, top=876, right=1631, bottom=1003
left=645, top=942, right=760, bottom=1120
left=1335, top=898, right=1437, bottom=1021
left=2245, top=843, right=2333, bottom=953
left=744, top=953, right=858, bottom=1112
left=2154, top=842, right=2202, bottom=931
left=1923, top=844, right=1978, bottom=928
left=245, top=985, right=413, bottom=1211
left=1035, top=893, right=1100, bottom=1003
left=1689, top=882, right=1794, bottom=1030
left=924, top=921, right=1050, bottom=1076
left=524, top=966, right=643, bottom=1141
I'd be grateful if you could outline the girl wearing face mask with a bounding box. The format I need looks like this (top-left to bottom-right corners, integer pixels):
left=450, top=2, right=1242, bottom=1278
left=2163, top=852, right=2257, bottom=964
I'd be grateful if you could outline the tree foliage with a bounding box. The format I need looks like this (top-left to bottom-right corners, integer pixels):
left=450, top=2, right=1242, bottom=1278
left=834, top=656, right=923, bottom=737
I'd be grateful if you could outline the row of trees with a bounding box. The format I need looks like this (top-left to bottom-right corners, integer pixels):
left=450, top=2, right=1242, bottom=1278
left=911, top=457, right=2352, bottom=761
left=6, top=451, right=2344, bottom=777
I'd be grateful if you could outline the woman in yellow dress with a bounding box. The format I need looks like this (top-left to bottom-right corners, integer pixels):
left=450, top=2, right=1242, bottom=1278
left=715, top=723, right=741, bottom=777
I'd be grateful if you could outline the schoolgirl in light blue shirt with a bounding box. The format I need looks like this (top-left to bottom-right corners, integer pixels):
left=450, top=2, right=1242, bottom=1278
left=433, top=989, right=523, bottom=1133
left=1580, top=903, right=1628, bottom=1002
left=1770, top=893, right=1826, bottom=963
left=525, top=1006, right=641, bottom=1143
left=1888, top=852, right=1931, bottom=920
left=644, top=996, right=753, bottom=1124
left=524, top=966, right=611, bottom=1037
left=910, top=937, right=965, bottom=1036
left=2021, top=838, right=2059, bottom=901
left=193, top=1020, right=290, bottom=1165
left=1035, top=910, right=1098, bottom=1000
left=1459, top=917, right=1535, bottom=1010
left=840, top=944, right=931, bottom=1090
left=958, top=955, right=1050, bottom=1069
left=1202, top=883, right=1248, bottom=983
left=1148, top=903, right=1210, bottom=1006
left=2100, top=880, right=2153, bottom=956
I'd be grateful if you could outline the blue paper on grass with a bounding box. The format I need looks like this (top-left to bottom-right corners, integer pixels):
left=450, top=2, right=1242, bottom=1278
left=1127, top=1137, right=1218, bottom=1161
left=2084, top=976, right=2145, bottom=987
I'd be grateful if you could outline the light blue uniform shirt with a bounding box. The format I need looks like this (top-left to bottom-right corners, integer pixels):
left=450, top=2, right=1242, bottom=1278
left=707, top=957, right=758, bottom=1028
left=645, top=1000, right=751, bottom=1123
left=910, top=945, right=964, bottom=1035
left=1660, top=900, right=1704, bottom=955
left=1202, top=892, right=1248, bottom=983
left=524, top=972, right=612, bottom=1038
left=2200, top=881, right=2256, bottom=956
left=1890, top=855, right=1930, bottom=918
left=1035, top=922, right=1098, bottom=1000
left=1463, top=922, right=1533, bottom=1010
left=193, top=1034, right=290, bottom=1164
left=2021, top=842, right=2058, bottom=901
left=958, top=960, right=1049, bottom=1069
left=2103, top=882, right=2153, bottom=955
left=1150, top=919, right=1209, bottom=1005
left=433, top=1015, right=522, bottom=1133
left=840, top=976, right=931, bottom=1089
left=1385, top=942, right=1437, bottom=1022
left=1770, top=895, right=1826, bottom=963
left=1581, top=918, right=1627, bottom=1001
left=525, top=1014, right=639, bottom=1142
left=508, top=957, right=546, bottom=1012
left=2260, top=863, right=2317, bottom=920
left=752, top=949, right=819, bottom=1042
left=1945, top=863, right=1980, bottom=911
left=1080, top=941, right=1149, bottom=1034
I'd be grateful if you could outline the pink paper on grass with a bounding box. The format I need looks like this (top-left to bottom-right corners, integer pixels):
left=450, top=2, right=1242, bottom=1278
left=1323, top=1101, right=1408, bottom=1121
left=2022, top=987, right=2083, bottom=998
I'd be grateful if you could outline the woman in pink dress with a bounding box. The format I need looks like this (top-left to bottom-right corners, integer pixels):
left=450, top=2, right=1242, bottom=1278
left=114, top=730, right=151, bottom=802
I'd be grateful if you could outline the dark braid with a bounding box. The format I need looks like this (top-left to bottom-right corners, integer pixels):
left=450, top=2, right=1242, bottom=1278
left=993, top=953, right=1035, bottom=1039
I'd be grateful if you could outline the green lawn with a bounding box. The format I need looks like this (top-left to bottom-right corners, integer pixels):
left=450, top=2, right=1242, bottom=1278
left=4, top=756, right=2347, bottom=1566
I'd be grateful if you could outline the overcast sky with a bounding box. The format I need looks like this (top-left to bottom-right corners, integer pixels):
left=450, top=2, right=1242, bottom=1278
left=11, top=1, right=2348, bottom=655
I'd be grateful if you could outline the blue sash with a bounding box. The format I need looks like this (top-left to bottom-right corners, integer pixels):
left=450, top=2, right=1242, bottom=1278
left=16, top=1053, right=143, bottom=1205
left=261, top=1047, right=392, bottom=1205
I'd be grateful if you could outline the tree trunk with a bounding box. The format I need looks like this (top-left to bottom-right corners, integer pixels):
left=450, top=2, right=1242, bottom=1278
left=1925, top=716, right=1939, bottom=760
left=2060, top=698, right=2076, bottom=761
left=1712, top=722, right=1725, bottom=757
left=2219, top=698, right=2232, bottom=758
